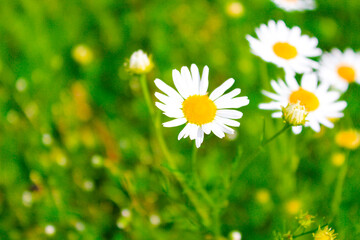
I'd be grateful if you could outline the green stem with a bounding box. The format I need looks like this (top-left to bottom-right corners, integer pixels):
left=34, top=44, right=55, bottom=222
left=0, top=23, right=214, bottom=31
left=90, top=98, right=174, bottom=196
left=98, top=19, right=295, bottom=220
left=191, top=143, right=216, bottom=207
left=139, top=74, right=155, bottom=117
left=228, top=124, right=291, bottom=192
left=139, top=74, right=211, bottom=228
left=213, top=208, right=221, bottom=239
left=330, top=151, right=349, bottom=220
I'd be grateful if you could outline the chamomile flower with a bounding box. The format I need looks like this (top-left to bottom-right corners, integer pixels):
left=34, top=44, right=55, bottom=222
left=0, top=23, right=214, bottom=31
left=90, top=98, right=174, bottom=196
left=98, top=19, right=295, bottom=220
left=319, top=49, right=360, bottom=92
left=271, top=0, right=316, bottom=12
left=154, top=64, right=249, bottom=148
left=259, top=72, right=347, bottom=134
left=246, top=20, right=321, bottom=73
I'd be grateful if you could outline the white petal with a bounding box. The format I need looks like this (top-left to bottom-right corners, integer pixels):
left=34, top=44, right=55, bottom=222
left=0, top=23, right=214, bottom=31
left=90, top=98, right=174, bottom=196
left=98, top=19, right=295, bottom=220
left=189, top=124, right=199, bottom=140
left=309, top=120, right=321, bottom=132
left=284, top=71, right=299, bottom=90
left=301, top=73, right=318, bottom=92
left=215, top=121, right=235, bottom=134
left=209, top=78, right=235, bottom=100
left=178, top=123, right=191, bottom=140
left=154, top=79, right=183, bottom=102
left=215, top=116, right=240, bottom=127
left=210, top=123, right=225, bottom=138
left=172, top=69, right=189, bottom=99
left=262, top=90, right=282, bottom=101
left=215, top=96, right=250, bottom=109
left=271, top=111, right=282, bottom=118
left=202, top=123, right=212, bottom=134
left=259, top=102, right=282, bottom=110
left=163, top=118, right=187, bottom=127
left=216, top=110, right=243, bottom=119
left=195, top=128, right=204, bottom=148
left=191, top=64, right=200, bottom=94
left=213, top=88, right=241, bottom=104
left=318, top=117, right=334, bottom=128
left=199, top=66, right=209, bottom=95
left=292, top=126, right=302, bottom=135
left=155, top=102, right=184, bottom=118
left=181, top=67, right=195, bottom=95
left=155, top=92, right=182, bottom=107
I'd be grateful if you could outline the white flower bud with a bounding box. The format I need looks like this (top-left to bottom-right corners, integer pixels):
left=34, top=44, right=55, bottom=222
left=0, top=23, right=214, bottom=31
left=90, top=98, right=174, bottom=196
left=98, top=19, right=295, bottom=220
left=127, top=50, right=153, bottom=74
left=282, top=102, right=307, bottom=126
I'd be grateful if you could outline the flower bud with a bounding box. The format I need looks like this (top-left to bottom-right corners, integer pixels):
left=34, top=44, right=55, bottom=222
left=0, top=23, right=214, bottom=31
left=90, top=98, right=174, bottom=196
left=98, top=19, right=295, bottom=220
left=282, top=102, right=307, bottom=126
left=126, top=50, right=153, bottom=74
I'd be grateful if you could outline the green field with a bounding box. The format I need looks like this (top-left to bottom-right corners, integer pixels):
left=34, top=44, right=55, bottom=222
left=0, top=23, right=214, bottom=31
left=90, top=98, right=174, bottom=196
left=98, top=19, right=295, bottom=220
left=0, top=0, right=359, bottom=239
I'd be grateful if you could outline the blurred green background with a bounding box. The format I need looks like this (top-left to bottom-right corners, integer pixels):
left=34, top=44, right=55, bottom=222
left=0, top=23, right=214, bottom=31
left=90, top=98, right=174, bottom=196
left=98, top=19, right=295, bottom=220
left=0, top=0, right=359, bottom=239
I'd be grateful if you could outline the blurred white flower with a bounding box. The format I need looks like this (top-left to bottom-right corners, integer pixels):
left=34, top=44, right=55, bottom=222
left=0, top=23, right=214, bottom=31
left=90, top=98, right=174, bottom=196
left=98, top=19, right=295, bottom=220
left=45, top=225, right=56, bottom=236
left=91, top=155, right=103, bottom=167
left=42, top=133, right=53, bottom=146
left=226, top=2, right=244, bottom=18
left=149, top=214, right=161, bottom=226
left=22, top=191, right=33, bottom=207
left=246, top=20, right=321, bottom=73
left=259, top=72, right=346, bottom=134
left=155, top=64, right=249, bottom=148
left=230, top=230, right=242, bottom=240
left=272, top=0, right=316, bottom=12
left=127, top=49, right=153, bottom=74
left=121, top=208, right=131, bottom=218
left=16, top=78, right=27, bottom=92
left=83, top=180, right=94, bottom=191
left=75, top=222, right=85, bottom=232
left=319, top=48, right=360, bottom=92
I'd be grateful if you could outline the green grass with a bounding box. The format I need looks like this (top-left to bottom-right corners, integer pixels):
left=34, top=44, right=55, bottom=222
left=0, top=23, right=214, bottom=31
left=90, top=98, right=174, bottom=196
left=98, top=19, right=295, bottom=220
left=0, top=0, right=359, bottom=239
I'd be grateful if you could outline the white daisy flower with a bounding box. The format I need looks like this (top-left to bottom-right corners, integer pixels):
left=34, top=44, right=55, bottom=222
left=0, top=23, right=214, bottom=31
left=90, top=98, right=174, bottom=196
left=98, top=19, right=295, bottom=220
left=272, top=0, right=316, bottom=12
left=259, top=72, right=347, bottom=134
left=319, top=48, right=360, bottom=92
left=154, top=64, right=249, bottom=148
left=246, top=20, right=322, bottom=74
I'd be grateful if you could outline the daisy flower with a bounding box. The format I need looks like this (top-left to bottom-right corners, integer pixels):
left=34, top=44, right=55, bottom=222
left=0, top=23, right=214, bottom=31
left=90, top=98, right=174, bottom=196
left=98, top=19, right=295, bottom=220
left=154, top=64, right=249, bottom=148
left=271, top=0, right=316, bottom=12
left=259, top=72, right=347, bottom=134
left=319, top=48, right=360, bottom=92
left=246, top=20, right=322, bottom=73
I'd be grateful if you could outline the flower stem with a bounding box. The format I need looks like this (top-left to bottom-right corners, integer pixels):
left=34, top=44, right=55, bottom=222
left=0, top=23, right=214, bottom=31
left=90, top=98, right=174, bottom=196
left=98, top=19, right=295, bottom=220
left=139, top=74, right=211, bottom=228
left=192, top=144, right=215, bottom=206
left=228, top=124, right=291, bottom=192
left=330, top=151, right=349, bottom=220
left=139, top=74, right=155, bottom=117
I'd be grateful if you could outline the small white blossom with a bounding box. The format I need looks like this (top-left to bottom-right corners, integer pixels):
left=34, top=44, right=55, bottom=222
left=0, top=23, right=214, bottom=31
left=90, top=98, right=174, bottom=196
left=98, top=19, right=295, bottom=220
left=127, top=50, right=153, bottom=74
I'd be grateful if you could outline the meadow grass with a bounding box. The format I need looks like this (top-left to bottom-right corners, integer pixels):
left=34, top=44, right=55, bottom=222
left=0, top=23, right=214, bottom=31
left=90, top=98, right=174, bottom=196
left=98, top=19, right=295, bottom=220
left=0, top=0, right=359, bottom=239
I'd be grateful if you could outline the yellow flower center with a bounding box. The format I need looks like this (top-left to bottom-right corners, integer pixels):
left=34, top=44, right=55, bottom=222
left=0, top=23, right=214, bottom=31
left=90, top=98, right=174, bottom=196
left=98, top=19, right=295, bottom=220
left=289, top=88, right=319, bottom=112
left=335, top=130, right=360, bottom=149
left=182, top=95, right=217, bottom=125
left=337, top=65, right=356, bottom=83
left=273, top=42, right=298, bottom=60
